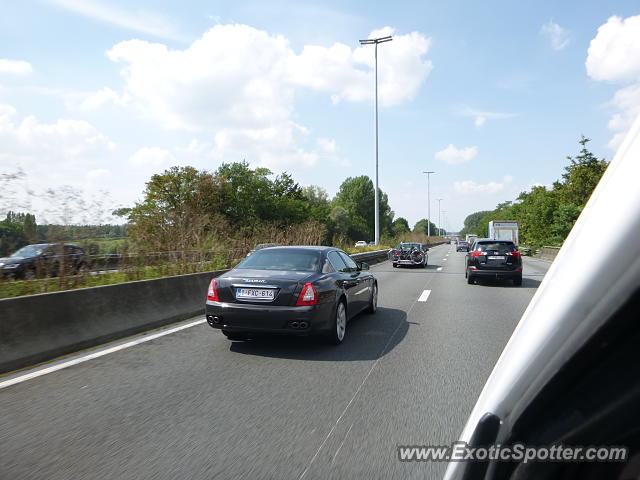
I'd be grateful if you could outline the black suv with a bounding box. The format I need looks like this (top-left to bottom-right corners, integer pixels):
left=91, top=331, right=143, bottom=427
left=0, top=244, right=89, bottom=279
left=465, top=239, right=522, bottom=286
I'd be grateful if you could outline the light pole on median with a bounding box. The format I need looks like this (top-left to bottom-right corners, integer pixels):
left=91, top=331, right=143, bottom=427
left=359, top=35, right=392, bottom=245
left=436, top=198, right=443, bottom=236
left=422, top=171, right=435, bottom=236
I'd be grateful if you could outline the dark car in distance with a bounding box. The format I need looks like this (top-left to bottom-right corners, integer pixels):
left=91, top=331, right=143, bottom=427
left=389, top=242, right=428, bottom=268
left=205, top=246, right=377, bottom=344
left=465, top=239, right=522, bottom=285
left=0, top=243, right=89, bottom=279
left=456, top=241, right=470, bottom=252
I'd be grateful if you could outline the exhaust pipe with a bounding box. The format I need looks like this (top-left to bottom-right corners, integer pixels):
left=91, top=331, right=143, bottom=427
left=299, top=321, right=309, bottom=329
left=290, top=321, right=300, bottom=329
left=206, top=315, right=222, bottom=327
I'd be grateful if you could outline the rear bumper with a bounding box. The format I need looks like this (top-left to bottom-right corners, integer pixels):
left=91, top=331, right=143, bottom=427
left=205, top=300, right=335, bottom=335
left=394, top=259, right=423, bottom=265
left=469, top=268, right=521, bottom=279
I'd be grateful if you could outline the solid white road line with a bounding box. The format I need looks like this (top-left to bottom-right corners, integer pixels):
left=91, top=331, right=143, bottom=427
left=418, top=290, right=431, bottom=302
left=0, top=318, right=206, bottom=390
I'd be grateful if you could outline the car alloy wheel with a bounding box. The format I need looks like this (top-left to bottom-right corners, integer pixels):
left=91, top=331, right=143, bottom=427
left=330, top=301, right=347, bottom=344
left=366, top=284, right=377, bottom=314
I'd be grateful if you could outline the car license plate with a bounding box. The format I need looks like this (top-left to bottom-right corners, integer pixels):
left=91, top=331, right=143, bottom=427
left=488, top=256, right=506, bottom=260
left=236, top=288, right=275, bottom=300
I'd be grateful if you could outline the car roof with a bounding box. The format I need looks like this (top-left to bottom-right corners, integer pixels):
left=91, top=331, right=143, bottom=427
left=475, top=238, right=514, bottom=243
left=256, top=245, right=336, bottom=252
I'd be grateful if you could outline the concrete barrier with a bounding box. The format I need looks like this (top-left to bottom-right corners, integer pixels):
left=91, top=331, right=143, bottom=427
left=0, top=247, right=400, bottom=374
left=0, top=270, right=228, bottom=374
left=539, top=246, right=561, bottom=261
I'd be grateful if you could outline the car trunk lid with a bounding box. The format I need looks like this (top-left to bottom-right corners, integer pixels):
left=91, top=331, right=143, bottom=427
left=216, top=269, right=314, bottom=306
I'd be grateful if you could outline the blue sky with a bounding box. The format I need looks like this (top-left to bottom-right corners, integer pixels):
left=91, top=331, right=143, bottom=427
left=2, top=1, right=640, bottom=231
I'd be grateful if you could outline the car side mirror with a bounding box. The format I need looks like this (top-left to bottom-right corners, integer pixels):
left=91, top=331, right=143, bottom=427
left=357, top=262, right=369, bottom=271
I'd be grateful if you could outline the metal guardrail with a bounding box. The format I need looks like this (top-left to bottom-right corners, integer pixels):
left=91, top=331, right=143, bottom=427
left=350, top=249, right=391, bottom=264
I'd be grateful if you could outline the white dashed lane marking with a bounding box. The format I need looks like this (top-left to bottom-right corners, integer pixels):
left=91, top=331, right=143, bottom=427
left=418, top=290, right=431, bottom=302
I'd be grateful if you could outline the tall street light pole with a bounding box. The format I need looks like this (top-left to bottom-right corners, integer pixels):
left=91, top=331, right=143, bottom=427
left=422, top=171, right=435, bottom=236
left=359, top=35, right=392, bottom=245
left=441, top=211, right=447, bottom=236
left=436, top=198, right=443, bottom=236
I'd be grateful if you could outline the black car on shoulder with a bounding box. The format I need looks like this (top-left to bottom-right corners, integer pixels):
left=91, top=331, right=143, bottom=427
left=205, top=246, right=377, bottom=344
left=465, top=239, right=522, bottom=286
left=389, top=242, right=428, bottom=268
left=0, top=243, right=89, bottom=279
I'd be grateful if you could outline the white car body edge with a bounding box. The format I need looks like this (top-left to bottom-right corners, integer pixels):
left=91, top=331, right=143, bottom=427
left=444, top=113, right=640, bottom=479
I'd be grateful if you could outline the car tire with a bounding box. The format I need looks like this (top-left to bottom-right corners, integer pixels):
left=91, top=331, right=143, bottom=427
left=222, top=330, right=249, bottom=341
left=327, top=300, right=347, bottom=345
left=513, top=276, right=522, bottom=286
left=365, top=283, right=377, bottom=314
left=392, top=262, right=397, bottom=268
left=467, top=271, right=475, bottom=284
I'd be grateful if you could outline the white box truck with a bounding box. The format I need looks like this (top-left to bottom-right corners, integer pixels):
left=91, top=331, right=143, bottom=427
left=488, top=220, right=519, bottom=245
left=466, top=234, right=478, bottom=244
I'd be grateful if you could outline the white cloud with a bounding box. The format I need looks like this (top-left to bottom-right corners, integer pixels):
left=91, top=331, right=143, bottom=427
left=0, top=103, right=113, bottom=158
left=317, top=137, right=337, bottom=154
left=0, top=104, right=119, bottom=221
left=541, top=21, right=570, bottom=51
left=586, top=15, right=640, bottom=83
left=435, top=144, right=478, bottom=165
left=77, top=87, right=124, bottom=110
left=605, top=83, right=640, bottom=149
left=292, top=26, right=433, bottom=107
left=44, top=0, right=187, bottom=42
left=86, top=168, right=110, bottom=180
left=454, top=180, right=504, bottom=195
left=586, top=15, right=640, bottom=149
left=106, top=24, right=432, bottom=170
left=0, top=58, right=33, bottom=75
left=129, top=147, right=175, bottom=167
left=460, top=106, right=518, bottom=127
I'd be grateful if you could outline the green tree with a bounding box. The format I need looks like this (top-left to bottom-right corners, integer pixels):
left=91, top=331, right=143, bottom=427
left=331, top=176, right=393, bottom=240
left=0, top=214, right=28, bottom=256
left=459, top=210, right=491, bottom=236
left=391, top=217, right=410, bottom=235
left=127, top=166, right=225, bottom=251
left=412, top=218, right=439, bottom=236
left=215, top=161, right=309, bottom=226
left=556, top=136, right=609, bottom=207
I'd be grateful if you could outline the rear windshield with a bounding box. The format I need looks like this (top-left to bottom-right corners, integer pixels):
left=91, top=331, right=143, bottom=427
left=475, top=242, right=516, bottom=254
left=237, top=249, right=321, bottom=272
left=398, top=243, right=420, bottom=250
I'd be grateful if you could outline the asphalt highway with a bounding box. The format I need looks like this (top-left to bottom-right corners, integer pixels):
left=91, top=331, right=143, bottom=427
left=0, top=244, right=550, bottom=480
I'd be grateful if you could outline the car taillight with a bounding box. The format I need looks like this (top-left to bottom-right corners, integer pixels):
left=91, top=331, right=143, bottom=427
left=296, top=282, right=318, bottom=306
left=207, top=279, right=219, bottom=301
left=470, top=251, right=487, bottom=257
left=507, top=251, right=521, bottom=257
